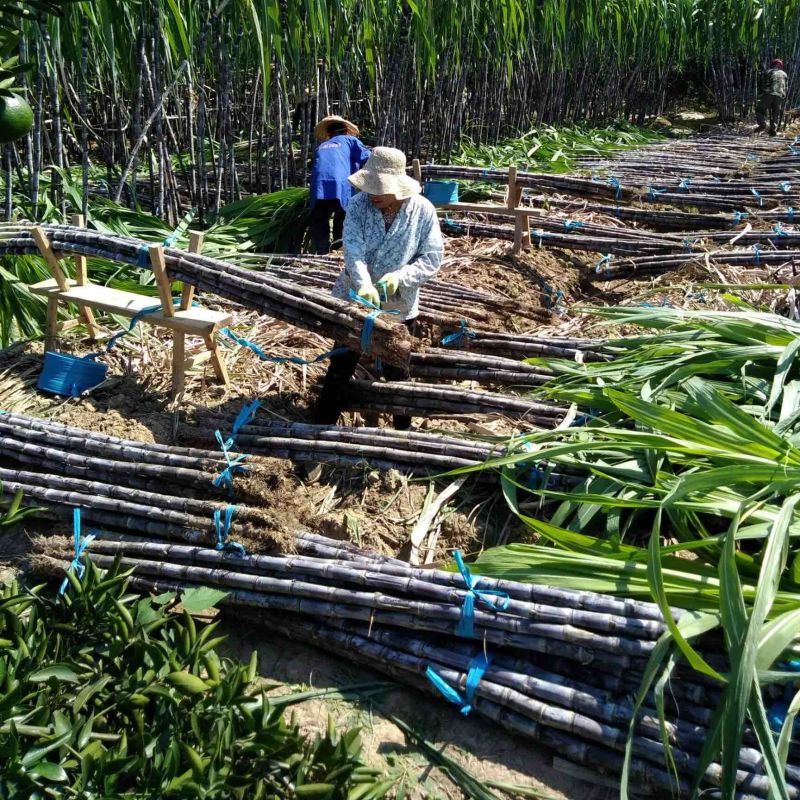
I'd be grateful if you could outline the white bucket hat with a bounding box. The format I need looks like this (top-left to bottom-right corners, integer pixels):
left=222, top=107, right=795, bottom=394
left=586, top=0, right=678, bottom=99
left=348, top=147, right=421, bottom=199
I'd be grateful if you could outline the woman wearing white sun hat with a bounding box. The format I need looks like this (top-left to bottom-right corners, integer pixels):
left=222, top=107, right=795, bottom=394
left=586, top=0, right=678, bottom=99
left=313, top=146, right=444, bottom=431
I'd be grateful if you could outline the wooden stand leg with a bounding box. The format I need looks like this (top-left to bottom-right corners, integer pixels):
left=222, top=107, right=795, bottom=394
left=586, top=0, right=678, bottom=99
left=204, top=332, right=229, bottom=385
left=45, top=295, right=59, bottom=352
left=70, top=214, right=100, bottom=339
left=171, top=331, right=186, bottom=400
left=513, top=217, right=524, bottom=254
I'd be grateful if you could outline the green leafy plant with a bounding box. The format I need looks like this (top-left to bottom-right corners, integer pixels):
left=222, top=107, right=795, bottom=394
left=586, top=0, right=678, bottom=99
left=0, top=557, right=396, bottom=799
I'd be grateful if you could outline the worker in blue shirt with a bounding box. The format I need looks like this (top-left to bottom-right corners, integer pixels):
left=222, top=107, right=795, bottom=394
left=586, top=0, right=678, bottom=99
left=309, top=116, right=371, bottom=254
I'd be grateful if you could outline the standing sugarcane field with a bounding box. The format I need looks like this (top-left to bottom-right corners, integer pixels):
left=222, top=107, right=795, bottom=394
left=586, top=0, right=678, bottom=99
left=9, top=3, right=800, bottom=800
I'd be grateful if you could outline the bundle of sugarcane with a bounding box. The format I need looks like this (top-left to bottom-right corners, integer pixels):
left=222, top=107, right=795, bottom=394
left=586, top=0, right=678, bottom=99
left=441, top=217, right=690, bottom=257
left=345, top=380, right=566, bottom=425
left=190, top=413, right=581, bottom=484
left=409, top=348, right=554, bottom=387
left=441, top=329, right=608, bottom=362
left=253, top=262, right=548, bottom=327
left=592, top=247, right=800, bottom=280
left=249, top=258, right=550, bottom=323
left=0, top=223, right=411, bottom=367
left=32, top=533, right=800, bottom=800
left=523, top=196, right=744, bottom=231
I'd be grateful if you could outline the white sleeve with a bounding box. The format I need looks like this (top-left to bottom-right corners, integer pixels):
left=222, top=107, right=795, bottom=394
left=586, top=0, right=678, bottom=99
left=343, top=197, right=373, bottom=290
left=395, top=204, right=444, bottom=288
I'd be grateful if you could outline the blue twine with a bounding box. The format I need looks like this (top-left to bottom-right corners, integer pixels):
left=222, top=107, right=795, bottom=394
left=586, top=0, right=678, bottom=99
left=678, top=177, right=691, bottom=191
left=211, top=399, right=260, bottom=492
left=780, top=181, right=792, bottom=194
left=647, top=186, right=667, bottom=202
left=348, top=289, right=400, bottom=353
left=442, top=218, right=466, bottom=233
left=214, top=505, right=246, bottom=555
left=453, top=550, right=510, bottom=638
left=426, top=652, right=491, bottom=716
left=747, top=153, right=760, bottom=162
left=752, top=244, right=762, bottom=265
left=731, top=210, right=749, bottom=226
left=789, top=208, right=796, bottom=222
left=773, top=222, right=789, bottom=238
left=686, top=291, right=707, bottom=302
left=532, top=228, right=545, bottom=247
left=751, top=188, right=763, bottom=207
left=563, top=219, right=584, bottom=231
left=594, top=254, right=614, bottom=274
left=213, top=429, right=250, bottom=493
left=441, top=320, right=477, bottom=346
left=99, top=301, right=177, bottom=355
left=59, top=508, right=98, bottom=596
left=220, top=327, right=349, bottom=366
left=682, top=237, right=696, bottom=252
left=607, top=176, right=622, bottom=199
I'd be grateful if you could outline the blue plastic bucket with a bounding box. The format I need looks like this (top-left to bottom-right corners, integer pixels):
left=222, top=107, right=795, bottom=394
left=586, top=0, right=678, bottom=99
left=38, top=352, right=108, bottom=397
left=423, top=180, right=459, bottom=206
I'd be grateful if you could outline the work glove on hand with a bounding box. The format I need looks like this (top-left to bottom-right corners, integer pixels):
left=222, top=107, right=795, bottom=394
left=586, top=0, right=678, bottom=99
left=376, top=271, right=401, bottom=298
left=356, top=282, right=381, bottom=307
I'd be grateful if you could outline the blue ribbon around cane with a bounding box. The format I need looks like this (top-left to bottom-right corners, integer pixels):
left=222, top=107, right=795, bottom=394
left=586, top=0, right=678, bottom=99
left=59, top=507, right=98, bottom=595
left=453, top=550, right=510, bottom=638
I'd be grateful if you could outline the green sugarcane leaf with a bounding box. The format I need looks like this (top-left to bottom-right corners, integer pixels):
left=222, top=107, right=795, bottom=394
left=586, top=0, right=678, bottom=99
left=775, top=687, right=800, bottom=778
left=756, top=609, right=800, bottom=670
left=647, top=511, right=723, bottom=682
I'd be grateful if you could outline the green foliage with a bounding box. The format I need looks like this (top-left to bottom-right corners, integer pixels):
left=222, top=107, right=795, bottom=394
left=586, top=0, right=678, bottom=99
left=453, top=124, right=666, bottom=175
left=458, top=304, right=800, bottom=799
left=0, top=558, right=395, bottom=799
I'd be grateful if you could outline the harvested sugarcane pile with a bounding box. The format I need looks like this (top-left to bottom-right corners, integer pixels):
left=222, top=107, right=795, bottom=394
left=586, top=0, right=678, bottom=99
left=30, top=532, right=800, bottom=800
left=441, top=216, right=691, bottom=257
left=345, top=380, right=566, bottom=425
left=189, top=413, right=581, bottom=483
left=0, top=223, right=412, bottom=367
left=410, top=348, right=553, bottom=387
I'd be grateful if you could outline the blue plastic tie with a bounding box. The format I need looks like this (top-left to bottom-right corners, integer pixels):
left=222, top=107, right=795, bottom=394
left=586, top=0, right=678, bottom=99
left=607, top=176, right=622, bottom=199
left=678, top=177, right=691, bottom=191
left=563, top=219, right=584, bottom=231
left=532, top=228, right=545, bottom=247
left=789, top=208, right=796, bottom=222
left=752, top=244, right=762, bottom=265
left=647, top=186, right=667, bottom=202
left=731, top=210, right=749, bottom=226
left=594, top=254, right=614, bottom=274
left=453, top=550, right=510, bottom=638
left=426, top=652, right=491, bottom=716
left=348, top=289, right=400, bottom=352
left=59, top=508, right=98, bottom=595
left=136, top=246, right=149, bottom=267
left=214, top=505, right=246, bottom=555
left=231, top=399, right=260, bottom=437
left=441, top=320, right=477, bottom=347
left=98, top=298, right=185, bottom=356
left=682, top=237, right=696, bottom=252
left=220, top=327, right=349, bottom=366
left=751, top=188, right=763, bottom=207
left=442, top=218, right=465, bottom=233
left=747, top=153, right=759, bottom=162
left=213, top=429, right=250, bottom=493
left=773, top=222, right=789, bottom=238
left=780, top=181, right=792, bottom=194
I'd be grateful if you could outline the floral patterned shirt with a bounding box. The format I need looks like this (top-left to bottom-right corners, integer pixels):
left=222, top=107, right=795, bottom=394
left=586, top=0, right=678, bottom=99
left=332, top=192, right=444, bottom=320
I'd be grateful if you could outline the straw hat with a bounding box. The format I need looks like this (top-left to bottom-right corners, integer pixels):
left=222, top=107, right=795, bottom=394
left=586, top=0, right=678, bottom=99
left=314, top=115, right=359, bottom=142
left=348, top=147, right=421, bottom=199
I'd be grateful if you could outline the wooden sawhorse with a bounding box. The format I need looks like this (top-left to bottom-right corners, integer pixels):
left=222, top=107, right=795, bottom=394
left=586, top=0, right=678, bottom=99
left=29, top=219, right=231, bottom=400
